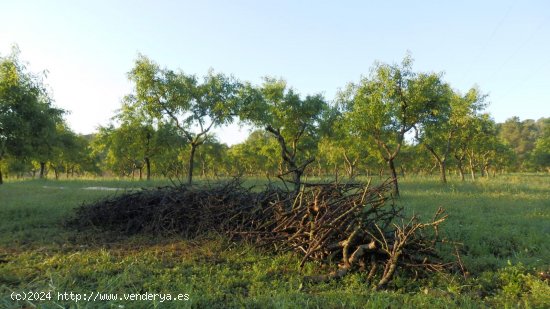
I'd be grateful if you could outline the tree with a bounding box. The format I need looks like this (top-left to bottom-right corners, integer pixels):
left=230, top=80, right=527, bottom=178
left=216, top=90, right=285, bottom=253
left=396, top=143, right=425, bottom=177
left=228, top=130, right=280, bottom=176
left=318, top=114, right=372, bottom=180
left=452, top=114, right=480, bottom=181
left=91, top=125, right=133, bottom=177
left=242, top=79, right=329, bottom=190
left=341, top=55, right=448, bottom=195
left=417, top=87, right=486, bottom=183
left=127, top=55, right=241, bottom=184
left=30, top=102, right=64, bottom=179
left=195, top=137, right=228, bottom=177
left=151, top=122, right=188, bottom=180
left=460, top=114, right=500, bottom=180
left=48, top=123, right=97, bottom=179
left=532, top=118, right=550, bottom=172
left=0, top=47, right=63, bottom=184
left=498, top=117, right=539, bottom=171
left=111, top=97, right=162, bottom=180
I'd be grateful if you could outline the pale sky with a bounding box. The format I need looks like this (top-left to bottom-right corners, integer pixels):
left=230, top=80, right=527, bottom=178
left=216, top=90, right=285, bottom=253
left=1, top=0, right=549, bottom=145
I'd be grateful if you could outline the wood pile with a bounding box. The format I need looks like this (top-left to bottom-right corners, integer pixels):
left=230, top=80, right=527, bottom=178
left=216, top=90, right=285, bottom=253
left=68, top=178, right=455, bottom=289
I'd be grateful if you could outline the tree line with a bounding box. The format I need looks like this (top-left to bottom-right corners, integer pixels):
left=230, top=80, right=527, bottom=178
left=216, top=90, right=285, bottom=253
left=1, top=50, right=549, bottom=194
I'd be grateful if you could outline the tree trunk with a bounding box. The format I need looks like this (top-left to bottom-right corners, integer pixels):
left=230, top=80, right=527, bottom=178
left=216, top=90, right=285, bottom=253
left=388, top=158, right=400, bottom=197
left=145, top=157, right=151, bottom=181
left=293, top=169, right=303, bottom=188
left=201, top=158, right=207, bottom=177
left=187, top=144, right=197, bottom=185
left=458, top=165, right=465, bottom=181
left=430, top=163, right=438, bottom=174
left=343, top=162, right=354, bottom=179
left=469, top=158, right=476, bottom=181
left=0, top=169, right=3, bottom=185
left=139, top=167, right=142, bottom=180
left=265, top=125, right=313, bottom=192
left=426, top=146, right=446, bottom=183
left=439, top=160, right=447, bottom=183
left=39, top=162, right=46, bottom=179
left=343, top=153, right=357, bottom=179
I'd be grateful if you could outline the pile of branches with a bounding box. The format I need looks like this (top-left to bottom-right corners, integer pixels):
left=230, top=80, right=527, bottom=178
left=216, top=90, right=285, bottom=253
left=68, top=179, right=282, bottom=237
left=68, top=178, right=456, bottom=289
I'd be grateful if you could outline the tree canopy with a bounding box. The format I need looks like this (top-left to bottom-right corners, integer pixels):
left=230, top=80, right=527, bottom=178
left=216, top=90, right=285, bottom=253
left=0, top=48, right=64, bottom=183
left=126, top=54, right=242, bottom=184
left=2, top=50, right=549, bottom=186
left=241, top=78, right=330, bottom=188
left=341, top=55, right=450, bottom=195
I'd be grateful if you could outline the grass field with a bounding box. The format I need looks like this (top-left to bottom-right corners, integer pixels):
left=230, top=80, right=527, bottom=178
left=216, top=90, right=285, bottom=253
left=1, top=175, right=549, bottom=308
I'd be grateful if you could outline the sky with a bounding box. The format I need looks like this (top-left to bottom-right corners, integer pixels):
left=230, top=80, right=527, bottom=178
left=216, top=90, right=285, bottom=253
left=1, top=0, right=549, bottom=145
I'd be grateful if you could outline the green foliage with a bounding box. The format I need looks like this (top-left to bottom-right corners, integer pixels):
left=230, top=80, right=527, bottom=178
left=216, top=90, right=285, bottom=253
left=240, top=78, right=330, bottom=185
left=476, top=263, right=550, bottom=307
left=341, top=55, right=451, bottom=193
left=317, top=117, right=375, bottom=179
left=253, top=78, right=328, bottom=140
left=3, top=49, right=548, bottom=183
left=417, top=87, right=487, bottom=182
left=194, top=137, right=229, bottom=177
left=498, top=117, right=540, bottom=170
left=151, top=123, right=189, bottom=179
left=91, top=121, right=185, bottom=179
left=531, top=118, right=550, bottom=171
left=0, top=47, right=65, bottom=182
left=342, top=55, right=448, bottom=151
left=126, top=55, right=242, bottom=184
left=0, top=47, right=100, bottom=181
left=227, top=130, right=280, bottom=176
left=48, top=123, right=100, bottom=179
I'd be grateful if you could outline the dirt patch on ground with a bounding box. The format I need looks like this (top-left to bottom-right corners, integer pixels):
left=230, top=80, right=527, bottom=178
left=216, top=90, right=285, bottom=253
left=82, top=186, right=128, bottom=191
left=43, top=185, right=139, bottom=191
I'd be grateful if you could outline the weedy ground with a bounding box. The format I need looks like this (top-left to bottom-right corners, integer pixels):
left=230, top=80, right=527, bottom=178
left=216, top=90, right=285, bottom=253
left=0, top=174, right=549, bottom=308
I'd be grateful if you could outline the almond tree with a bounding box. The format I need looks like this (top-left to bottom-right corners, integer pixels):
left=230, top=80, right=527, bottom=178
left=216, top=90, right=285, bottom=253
left=240, top=79, right=330, bottom=190
left=341, top=56, right=448, bottom=196
left=127, top=55, right=241, bottom=184
left=0, top=48, right=63, bottom=183
left=416, top=87, right=486, bottom=183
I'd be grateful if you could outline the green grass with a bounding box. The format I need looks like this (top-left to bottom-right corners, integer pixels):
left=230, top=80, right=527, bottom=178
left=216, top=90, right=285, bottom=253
left=1, top=175, right=549, bottom=308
